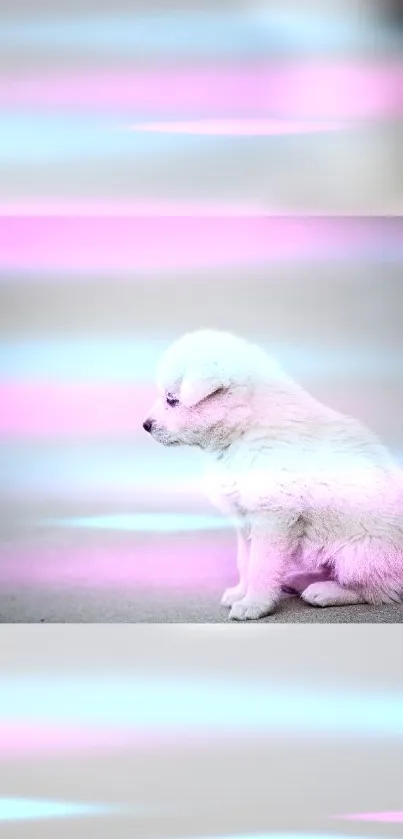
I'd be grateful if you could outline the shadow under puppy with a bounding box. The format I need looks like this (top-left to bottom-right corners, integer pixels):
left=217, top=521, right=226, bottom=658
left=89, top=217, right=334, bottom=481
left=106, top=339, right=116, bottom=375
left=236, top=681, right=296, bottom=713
left=143, top=330, right=403, bottom=621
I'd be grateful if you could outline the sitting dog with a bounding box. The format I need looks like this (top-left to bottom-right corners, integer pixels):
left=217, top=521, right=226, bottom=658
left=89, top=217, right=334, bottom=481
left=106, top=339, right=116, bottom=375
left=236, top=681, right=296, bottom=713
left=143, top=330, right=403, bottom=620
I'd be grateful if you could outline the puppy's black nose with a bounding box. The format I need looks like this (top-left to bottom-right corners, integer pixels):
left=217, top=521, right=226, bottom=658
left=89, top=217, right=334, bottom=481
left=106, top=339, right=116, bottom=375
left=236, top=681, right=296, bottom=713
left=143, top=419, right=153, bottom=433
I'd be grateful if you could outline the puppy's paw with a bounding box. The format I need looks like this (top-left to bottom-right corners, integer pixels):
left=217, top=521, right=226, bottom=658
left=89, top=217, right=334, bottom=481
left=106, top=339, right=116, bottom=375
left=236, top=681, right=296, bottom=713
left=221, top=585, right=246, bottom=607
left=229, top=597, right=277, bottom=621
left=302, top=580, right=361, bottom=607
left=302, top=582, right=333, bottom=607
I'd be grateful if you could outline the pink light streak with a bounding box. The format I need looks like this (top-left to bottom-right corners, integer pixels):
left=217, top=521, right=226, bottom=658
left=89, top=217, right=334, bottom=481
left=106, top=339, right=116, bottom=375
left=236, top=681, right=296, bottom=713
left=0, top=723, right=182, bottom=756
left=126, top=118, right=345, bottom=135
left=0, top=540, right=230, bottom=590
left=0, top=723, right=132, bottom=754
left=337, top=812, right=403, bottom=823
left=0, top=199, right=271, bottom=217
left=0, top=217, right=400, bottom=277
left=0, top=383, right=154, bottom=438
left=0, top=722, right=233, bottom=758
left=1, top=62, right=401, bottom=120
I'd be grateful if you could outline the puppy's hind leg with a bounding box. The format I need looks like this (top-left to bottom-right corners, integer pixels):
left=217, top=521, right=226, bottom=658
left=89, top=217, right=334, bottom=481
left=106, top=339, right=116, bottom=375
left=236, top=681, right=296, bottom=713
left=221, top=523, right=250, bottom=607
left=303, top=537, right=403, bottom=608
left=301, top=580, right=365, bottom=607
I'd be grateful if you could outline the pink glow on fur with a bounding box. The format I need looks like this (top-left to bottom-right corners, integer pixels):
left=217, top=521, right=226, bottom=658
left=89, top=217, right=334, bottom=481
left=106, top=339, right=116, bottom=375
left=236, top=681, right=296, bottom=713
left=0, top=62, right=401, bottom=119
left=128, top=118, right=344, bottom=135
left=0, top=217, right=400, bottom=276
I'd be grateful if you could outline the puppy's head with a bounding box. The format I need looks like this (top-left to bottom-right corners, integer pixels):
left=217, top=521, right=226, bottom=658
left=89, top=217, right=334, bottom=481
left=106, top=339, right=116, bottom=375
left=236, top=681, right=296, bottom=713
left=143, top=330, right=275, bottom=450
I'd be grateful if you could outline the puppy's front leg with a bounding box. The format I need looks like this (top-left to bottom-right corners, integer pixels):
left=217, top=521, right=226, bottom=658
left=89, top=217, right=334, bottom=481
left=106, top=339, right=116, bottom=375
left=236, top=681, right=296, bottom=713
left=229, top=515, right=295, bottom=621
left=221, top=524, right=250, bottom=607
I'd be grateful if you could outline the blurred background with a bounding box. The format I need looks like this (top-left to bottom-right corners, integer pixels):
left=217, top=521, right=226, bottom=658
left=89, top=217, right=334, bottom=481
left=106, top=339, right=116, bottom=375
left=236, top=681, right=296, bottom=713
left=0, top=0, right=403, bottom=621
left=0, top=627, right=403, bottom=837
left=1, top=3, right=403, bottom=838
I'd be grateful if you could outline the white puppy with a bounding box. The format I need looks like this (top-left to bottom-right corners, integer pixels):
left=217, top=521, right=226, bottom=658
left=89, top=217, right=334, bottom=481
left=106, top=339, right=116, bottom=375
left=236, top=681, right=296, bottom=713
left=143, top=330, right=403, bottom=620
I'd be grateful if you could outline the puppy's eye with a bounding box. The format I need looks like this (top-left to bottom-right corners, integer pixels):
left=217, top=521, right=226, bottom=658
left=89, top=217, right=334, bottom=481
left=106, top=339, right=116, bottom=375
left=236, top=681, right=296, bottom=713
left=166, top=395, right=179, bottom=407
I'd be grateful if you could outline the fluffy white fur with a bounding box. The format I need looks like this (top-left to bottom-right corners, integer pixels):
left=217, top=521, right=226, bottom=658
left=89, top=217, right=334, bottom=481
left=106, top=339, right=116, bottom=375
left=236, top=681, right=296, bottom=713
left=144, top=330, right=403, bottom=621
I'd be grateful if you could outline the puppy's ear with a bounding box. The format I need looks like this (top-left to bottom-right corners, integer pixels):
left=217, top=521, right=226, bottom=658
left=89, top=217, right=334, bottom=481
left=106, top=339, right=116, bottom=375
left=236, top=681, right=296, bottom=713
left=179, top=373, right=227, bottom=408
